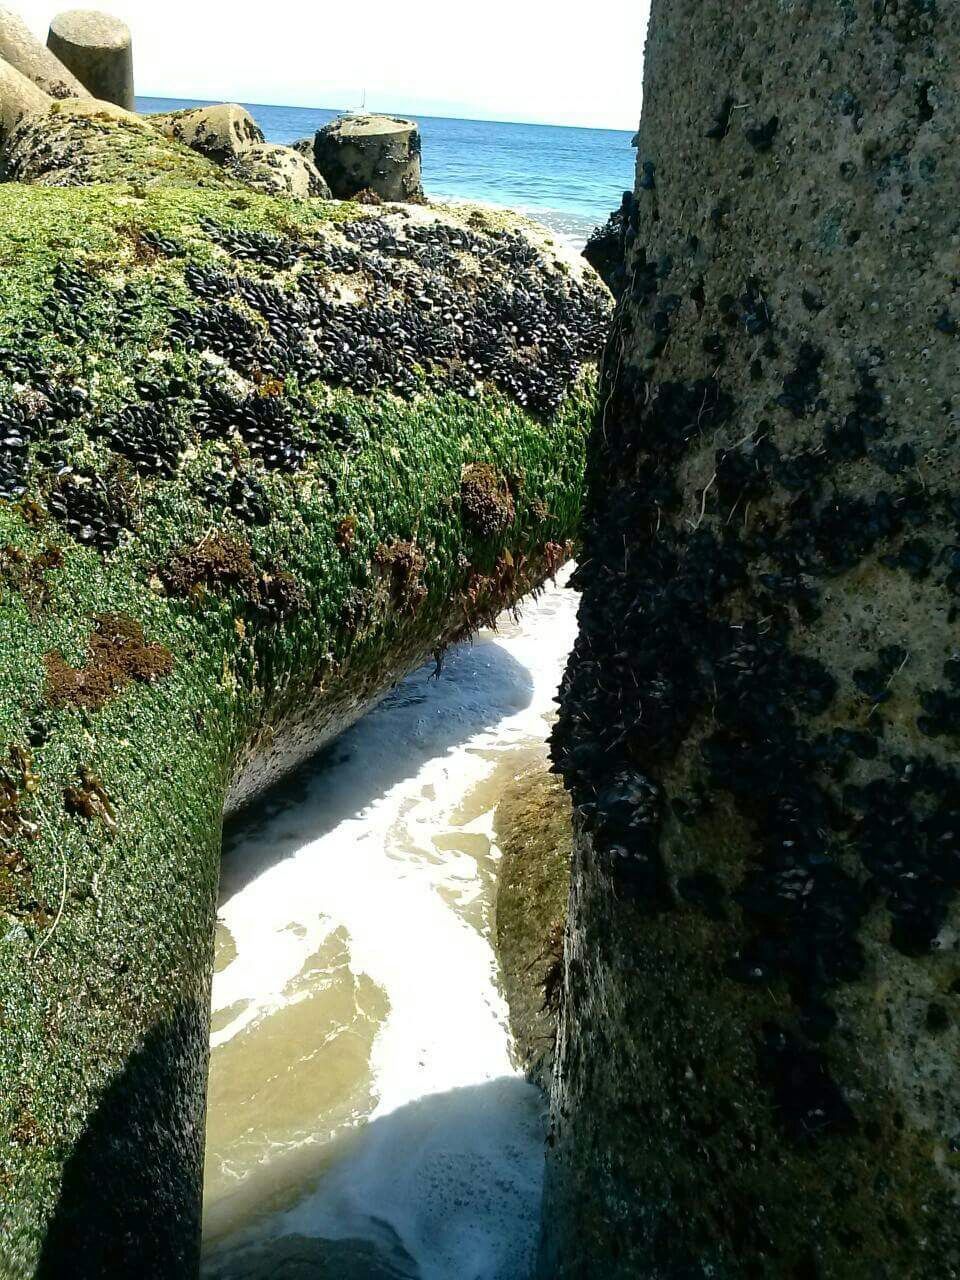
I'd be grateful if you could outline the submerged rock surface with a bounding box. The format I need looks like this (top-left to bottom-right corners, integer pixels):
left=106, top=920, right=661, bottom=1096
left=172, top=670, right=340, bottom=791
left=546, top=1, right=960, bottom=1276
left=0, top=121, right=607, bottom=1275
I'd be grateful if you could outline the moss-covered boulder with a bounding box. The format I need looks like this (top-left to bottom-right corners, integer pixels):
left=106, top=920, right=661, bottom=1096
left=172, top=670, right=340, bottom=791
left=0, top=172, right=607, bottom=1277
left=495, top=767, right=572, bottom=1093
left=1, top=98, right=244, bottom=188
left=546, top=1, right=960, bottom=1276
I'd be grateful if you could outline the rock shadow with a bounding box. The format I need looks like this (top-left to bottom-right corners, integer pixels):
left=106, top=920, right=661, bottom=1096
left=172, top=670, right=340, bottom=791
left=201, top=1076, right=546, bottom=1280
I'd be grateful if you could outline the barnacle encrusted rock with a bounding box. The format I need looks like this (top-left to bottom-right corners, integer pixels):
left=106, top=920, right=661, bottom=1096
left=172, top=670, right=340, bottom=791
left=150, top=103, right=265, bottom=165
left=0, top=163, right=608, bottom=1275
left=312, top=113, right=424, bottom=203
left=229, top=141, right=331, bottom=198
left=4, top=100, right=332, bottom=202
left=1, top=97, right=240, bottom=187
left=544, top=1, right=960, bottom=1277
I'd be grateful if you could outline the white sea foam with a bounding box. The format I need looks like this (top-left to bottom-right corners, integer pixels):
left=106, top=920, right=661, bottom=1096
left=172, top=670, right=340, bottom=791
left=203, top=567, right=580, bottom=1278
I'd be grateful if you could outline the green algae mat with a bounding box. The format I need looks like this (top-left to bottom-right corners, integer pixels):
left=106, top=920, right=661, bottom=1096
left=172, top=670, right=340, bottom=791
left=0, top=180, right=607, bottom=1276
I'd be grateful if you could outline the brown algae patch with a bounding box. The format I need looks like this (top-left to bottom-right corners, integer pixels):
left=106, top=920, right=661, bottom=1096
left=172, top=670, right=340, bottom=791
left=494, top=766, right=572, bottom=1092
left=0, top=544, right=64, bottom=615
left=159, top=532, right=307, bottom=619
left=373, top=539, right=428, bottom=611
left=63, top=768, right=117, bottom=828
left=0, top=747, right=49, bottom=927
left=159, top=532, right=257, bottom=600
left=44, top=613, right=173, bottom=711
left=460, top=463, right=516, bottom=538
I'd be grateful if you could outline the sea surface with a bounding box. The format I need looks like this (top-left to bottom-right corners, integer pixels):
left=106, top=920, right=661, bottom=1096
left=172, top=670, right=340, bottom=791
left=202, top=571, right=580, bottom=1279
left=137, top=97, right=636, bottom=248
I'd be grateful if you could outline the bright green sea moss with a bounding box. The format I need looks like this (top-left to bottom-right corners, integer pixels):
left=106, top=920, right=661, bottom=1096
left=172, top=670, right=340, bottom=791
left=0, top=182, right=603, bottom=1277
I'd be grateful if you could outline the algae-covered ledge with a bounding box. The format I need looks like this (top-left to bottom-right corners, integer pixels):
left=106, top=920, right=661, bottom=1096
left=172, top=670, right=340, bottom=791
left=0, top=178, right=608, bottom=1276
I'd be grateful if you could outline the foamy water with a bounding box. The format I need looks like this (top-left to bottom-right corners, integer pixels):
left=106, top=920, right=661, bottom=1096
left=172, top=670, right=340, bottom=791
left=202, top=568, right=579, bottom=1279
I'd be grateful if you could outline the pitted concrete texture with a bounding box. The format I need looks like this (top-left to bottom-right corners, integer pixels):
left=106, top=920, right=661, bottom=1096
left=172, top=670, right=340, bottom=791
left=47, top=9, right=133, bottom=109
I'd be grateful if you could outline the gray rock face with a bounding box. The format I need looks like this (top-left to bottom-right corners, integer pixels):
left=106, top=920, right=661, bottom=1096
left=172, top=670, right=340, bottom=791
left=47, top=9, right=133, bottom=110
left=544, top=1, right=960, bottom=1277
left=230, top=142, right=331, bottom=198
left=0, top=5, right=88, bottom=98
left=150, top=103, right=264, bottom=165
left=312, top=113, right=423, bottom=202
left=0, top=51, right=50, bottom=141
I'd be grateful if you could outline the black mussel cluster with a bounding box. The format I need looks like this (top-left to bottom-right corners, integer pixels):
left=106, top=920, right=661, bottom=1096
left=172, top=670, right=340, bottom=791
left=179, top=214, right=608, bottom=414
left=0, top=211, right=606, bottom=551
left=169, top=301, right=267, bottom=377
left=99, top=403, right=185, bottom=477
left=202, top=465, right=271, bottom=525
left=194, top=386, right=318, bottom=472
left=139, top=229, right=185, bottom=258
left=184, top=263, right=238, bottom=301
left=0, top=400, right=32, bottom=502
left=46, top=470, right=130, bottom=551
left=0, top=372, right=85, bottom=503
left=40, top=263, right=98, bottom=342
left=198, top=220, right=300, bottom=270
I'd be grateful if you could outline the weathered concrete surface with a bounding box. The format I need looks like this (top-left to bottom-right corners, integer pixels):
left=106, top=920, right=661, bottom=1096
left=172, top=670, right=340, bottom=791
left=230, top=142, right=331, bottom=198
left=545, top=1, right=960, bottom=1277
left=0, top=6, right=88, bottom=99
left=47, top=9, right=133, bottom=109
left=150, top=103, right=264, bottom=165
left=312, top=114, right=423, bottom=202
left=0, top=51, right=49, bottom=139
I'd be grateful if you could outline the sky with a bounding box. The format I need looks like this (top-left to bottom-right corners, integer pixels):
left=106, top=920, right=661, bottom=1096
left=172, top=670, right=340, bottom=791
left=17, top=0, right=649, bottom=130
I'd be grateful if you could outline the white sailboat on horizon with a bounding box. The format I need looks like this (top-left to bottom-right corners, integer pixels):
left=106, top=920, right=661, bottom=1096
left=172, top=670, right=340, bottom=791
left=343, top=88, right=367, bottom=117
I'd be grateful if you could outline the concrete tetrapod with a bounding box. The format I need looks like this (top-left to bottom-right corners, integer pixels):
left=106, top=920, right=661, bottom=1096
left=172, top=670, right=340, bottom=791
left=0, top=7, right=88, bottom=99
left=0, top=147, right=608, bottom=1276
left=47, top=9, right=133, bottom=110
left=312, top=113, right=424, bottom=202
left=545, top=1, right=960, bottom=1277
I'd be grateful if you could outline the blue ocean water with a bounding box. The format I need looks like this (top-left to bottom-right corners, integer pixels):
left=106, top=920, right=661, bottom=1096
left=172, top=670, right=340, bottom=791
left=137, top=96, right=636, bottom=247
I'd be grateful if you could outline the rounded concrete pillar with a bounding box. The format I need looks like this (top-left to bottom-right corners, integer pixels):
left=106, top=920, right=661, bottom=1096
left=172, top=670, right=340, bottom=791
left=0, top=6, right=89, bottom=98
left=313, top=114, right=423, bottom=203
left=0, top=52, right=50, bottom=143
left=47, top=9, right=133, bottom=110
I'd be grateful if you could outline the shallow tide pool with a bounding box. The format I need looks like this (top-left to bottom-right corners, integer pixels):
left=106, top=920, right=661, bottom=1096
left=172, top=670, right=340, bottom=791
left=201, top=567, right=579, bottom=1280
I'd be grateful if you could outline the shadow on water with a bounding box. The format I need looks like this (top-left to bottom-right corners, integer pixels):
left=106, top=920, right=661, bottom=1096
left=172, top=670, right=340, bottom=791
left=220, top=633, right=535, bottom=900
left=35, top=1016, right=545, bottom=1280
left=201, top=1077, right=545, bottom=1280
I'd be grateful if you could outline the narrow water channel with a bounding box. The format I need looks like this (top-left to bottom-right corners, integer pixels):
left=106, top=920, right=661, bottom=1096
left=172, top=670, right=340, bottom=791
left=201, top=567, right=579, bottom=1280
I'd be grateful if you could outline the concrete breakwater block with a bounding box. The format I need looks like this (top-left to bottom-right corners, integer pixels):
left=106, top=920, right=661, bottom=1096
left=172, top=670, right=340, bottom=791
left=1, top=97, right=243, bottom=188
left=0, top=52, right=50, bottom=142
left=0, top=5, right=89, bottom=98
left=47, top=8, right=133, bottom=110
left=150, top=103, right=264, bottom=165
left=312, top=113, right=424, bottom=202
left=231, top=141, right=331, bottom=198
left=0, top=114, right=609, bottom=1268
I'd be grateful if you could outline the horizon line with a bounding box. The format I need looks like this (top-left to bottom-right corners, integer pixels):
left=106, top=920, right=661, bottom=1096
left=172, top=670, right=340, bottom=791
left=135, top=92, right=637, bottom=135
